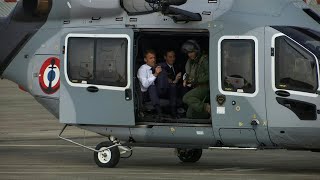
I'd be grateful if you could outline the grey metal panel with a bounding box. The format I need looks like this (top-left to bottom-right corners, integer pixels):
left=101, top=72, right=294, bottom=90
left=269, top=127, right=320, bottom=149
left=2, top=29, right=61, bottom=92
left=68, top=0, right=123, bottom=18
left=60, top=0, right=126, bottom=29
left=34, top=29, right=61, bottom=55
left=211, top=27, right=272, bottom=147
left=216, top=1, right=320, bottom=34
left=78, top=125, right=131, bottom=142
left=60, top=28, right=135, bottom=126
left=56, top=0, right=219, bottom=29
left=230, top=0, right=289, bottom=16
left=219, top=128, right=259, bottom=148
left=130, top=126, right=215, bottom=145
left=46, top=0, right=70, bottom=21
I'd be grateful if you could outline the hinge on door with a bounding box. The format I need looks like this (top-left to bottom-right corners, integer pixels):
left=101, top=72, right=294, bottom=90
left=271, top=47, right=275, bottom=57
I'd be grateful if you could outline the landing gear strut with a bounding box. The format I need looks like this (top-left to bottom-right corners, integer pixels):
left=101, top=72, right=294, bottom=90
left=59, top=125, right=132, bottom=168
left=176, top=148, right=203, bottom=163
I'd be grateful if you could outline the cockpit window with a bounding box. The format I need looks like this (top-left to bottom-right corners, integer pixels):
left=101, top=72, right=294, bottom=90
left=272, top=26, right=320, bottom=59
left=275, top=36, right=318, bottom=93
left=0, top=1, right=17, bottom=18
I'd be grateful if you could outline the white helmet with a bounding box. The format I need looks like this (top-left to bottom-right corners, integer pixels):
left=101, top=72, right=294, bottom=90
left=181, top=40, right=200, bottom=54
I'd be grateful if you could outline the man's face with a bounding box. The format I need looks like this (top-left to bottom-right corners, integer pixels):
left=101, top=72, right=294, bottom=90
left=187, top=51, right=197, bottom=60
left=145, top=53, right=156, bottom=67
left=164, top=51, right=176, bottom=65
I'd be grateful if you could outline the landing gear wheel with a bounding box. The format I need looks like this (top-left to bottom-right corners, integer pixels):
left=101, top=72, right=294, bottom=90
left=177, top=148, right=202, bottom=163
left=94, top=141, right=120, bottom=168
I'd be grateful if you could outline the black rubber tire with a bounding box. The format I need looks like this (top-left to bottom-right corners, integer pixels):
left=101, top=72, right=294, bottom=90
left=177, top=148, right=203, bottom=163
left=94, top=141, right=120, bottom=168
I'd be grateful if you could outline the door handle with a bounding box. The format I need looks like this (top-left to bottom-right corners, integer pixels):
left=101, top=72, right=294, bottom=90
left=87, top=86, right=99, bottom=93
left=125, top=89, right=132, bottom=101
left=275, top=90, right=290, bottom=97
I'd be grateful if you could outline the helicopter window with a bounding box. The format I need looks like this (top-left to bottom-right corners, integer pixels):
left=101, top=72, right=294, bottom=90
left=221, top=39, right=256, bottom=94
left=67, top=38, right=95, bottom=82
left=275, top=36, right=318, bottom=93
left=67, top=37, right=128, bottom=87
left=272, top=27, right=320, bottom=59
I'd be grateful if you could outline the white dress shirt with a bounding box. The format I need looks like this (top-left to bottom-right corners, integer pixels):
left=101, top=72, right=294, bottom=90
left=137, top=64, right=157, bottom=92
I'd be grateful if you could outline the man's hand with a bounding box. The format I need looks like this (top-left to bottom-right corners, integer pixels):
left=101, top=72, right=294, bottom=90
left=153, top=66, right=162, bottom=77
left=183, top=80, right=192, bottom=87
left=175, top=72, right=182, bottom=81
left=183, top=80, right=187, bottom=87
left=172, top=72, right=182, bottom=84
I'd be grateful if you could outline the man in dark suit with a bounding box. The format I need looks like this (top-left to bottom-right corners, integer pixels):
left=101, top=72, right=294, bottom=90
left=157, top=50, right=182, bottom=118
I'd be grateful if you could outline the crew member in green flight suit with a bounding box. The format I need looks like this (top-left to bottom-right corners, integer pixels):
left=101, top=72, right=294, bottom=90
left=181, top=40, right=211, bottom=119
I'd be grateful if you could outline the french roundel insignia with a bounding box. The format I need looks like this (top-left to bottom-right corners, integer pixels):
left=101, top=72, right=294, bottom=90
left=39, top=57, right=60, bottom=94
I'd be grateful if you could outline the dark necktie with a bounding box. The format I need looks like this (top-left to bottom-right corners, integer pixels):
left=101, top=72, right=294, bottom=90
left=170, top=66, right=175, bottom=76
left=168, top=66, right=175, bottom=81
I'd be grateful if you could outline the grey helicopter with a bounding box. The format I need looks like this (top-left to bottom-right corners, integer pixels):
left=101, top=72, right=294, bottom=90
left=1, top=0, right=320, bottom=168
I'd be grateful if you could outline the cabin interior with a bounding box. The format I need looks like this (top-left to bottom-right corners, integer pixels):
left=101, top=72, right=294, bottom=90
left=133, top=30, right=212, bottom=125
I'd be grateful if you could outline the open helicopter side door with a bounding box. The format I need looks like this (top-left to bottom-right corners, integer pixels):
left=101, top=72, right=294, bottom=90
left=60, top=29, right=135, bottom=126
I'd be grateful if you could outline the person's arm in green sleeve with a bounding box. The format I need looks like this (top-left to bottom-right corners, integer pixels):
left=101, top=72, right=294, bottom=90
left=197, top=56, right=209, bottom=84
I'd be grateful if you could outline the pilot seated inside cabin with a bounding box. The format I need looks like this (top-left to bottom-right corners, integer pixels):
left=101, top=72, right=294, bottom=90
left=137, top=49, right=181, bottom=120
left=181, top=40, right=211, bottom=119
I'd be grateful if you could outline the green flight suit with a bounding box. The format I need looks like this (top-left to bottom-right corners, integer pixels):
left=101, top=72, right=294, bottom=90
left=183, top=54, right=210, bottom=119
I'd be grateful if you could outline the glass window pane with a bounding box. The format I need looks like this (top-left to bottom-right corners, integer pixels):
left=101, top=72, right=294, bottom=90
left=67, top=37, right=128, bottom=87
left=275, top=36, right=318, bottom=93
left=95, top=38, right=128, bottom=87
left=272, top=27, right=320, bottom=60
left=67, top=38, right=95, bottom=83
left=221, top=39, right=256, bottom=93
